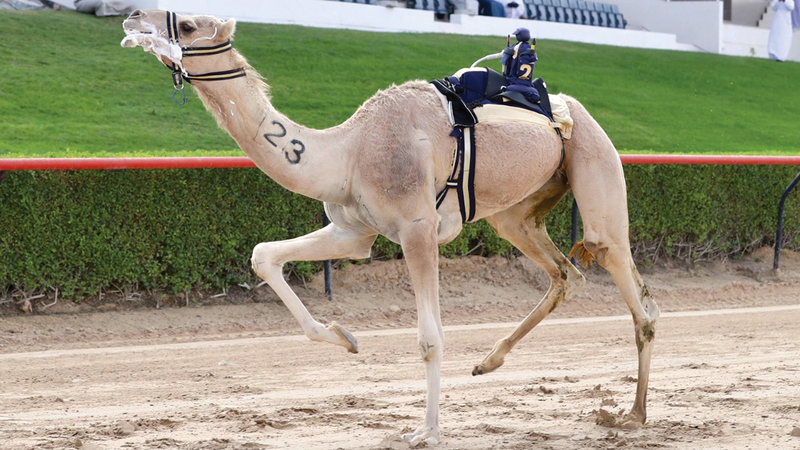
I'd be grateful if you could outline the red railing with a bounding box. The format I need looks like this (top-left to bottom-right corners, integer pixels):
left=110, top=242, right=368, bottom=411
left=0, top=157, right=256, bottom=170
left=2, top=154, right=799, bottom=272
left=3, top=154, right=800, bottom=170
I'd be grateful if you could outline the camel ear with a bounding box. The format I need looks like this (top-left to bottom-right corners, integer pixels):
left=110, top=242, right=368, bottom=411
left=220, top=18, right=236, bottom=40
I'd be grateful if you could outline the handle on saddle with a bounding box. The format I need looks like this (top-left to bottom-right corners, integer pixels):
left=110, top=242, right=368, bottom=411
left=470, top=52, right=504, bottom=68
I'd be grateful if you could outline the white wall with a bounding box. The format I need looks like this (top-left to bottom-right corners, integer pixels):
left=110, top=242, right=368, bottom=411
left=606, top=0, right=723, bottom=53
left=128, top=0, right=682, bottom=51
left=723, top=23, right=800, bottom=60
left=126, top=0, right=800, bottom=61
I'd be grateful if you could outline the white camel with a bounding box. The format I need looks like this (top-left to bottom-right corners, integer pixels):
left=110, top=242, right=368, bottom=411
left=121, top=10, right=660, bottom=446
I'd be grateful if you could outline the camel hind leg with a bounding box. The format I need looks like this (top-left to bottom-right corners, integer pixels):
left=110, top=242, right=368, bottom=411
left=473, top=175, right=585, bottom=376
left=565, top=95, right=660, bottom=424
left=251, top=217, right=377, bottom=353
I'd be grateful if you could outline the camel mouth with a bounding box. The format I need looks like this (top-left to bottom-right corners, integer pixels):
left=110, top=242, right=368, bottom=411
left=120, top=21, right=161, bottom=48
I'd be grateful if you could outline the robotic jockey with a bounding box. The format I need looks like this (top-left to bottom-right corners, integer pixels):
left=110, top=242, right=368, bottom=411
left=500, top=27, right=540, bottom=103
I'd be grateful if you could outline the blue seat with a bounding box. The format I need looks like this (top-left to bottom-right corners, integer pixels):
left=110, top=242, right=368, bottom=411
left=414, top=0, right=449, bottom=13
left=524, top=0, right=541, bottom=20
left=615, top=12, right=627, bottom=28
left=576, top=0, right=591, bottom=24
left=607, top=11, right=616, bottom=28
left=552, top=0, right=569, bottom=22
left=598, top=9, right=608, bottom=27
left=541, top=0, right=556, bottom=21
left=535, top=0, right=548, bottom=21
left=566, top=0, right=581, bottom=24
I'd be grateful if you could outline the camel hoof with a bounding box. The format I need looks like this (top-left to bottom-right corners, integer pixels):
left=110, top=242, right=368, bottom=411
left=328, top=321, right=358, bottom=353
left=623, top=409, right=646, bottom=427
left=472, top=355, right=503, bottom=376
left=403, top=426, right=439, bottom=447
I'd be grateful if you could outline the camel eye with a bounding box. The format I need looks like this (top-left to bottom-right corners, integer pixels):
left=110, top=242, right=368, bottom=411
left=181, top=23, right=196, bottom=34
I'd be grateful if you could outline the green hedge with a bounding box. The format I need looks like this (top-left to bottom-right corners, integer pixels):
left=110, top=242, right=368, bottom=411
left=2, top=164, right=799, bottom=299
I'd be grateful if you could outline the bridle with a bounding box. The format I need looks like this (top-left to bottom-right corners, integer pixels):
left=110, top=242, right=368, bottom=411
left=165, top=11, right=246, bottom=105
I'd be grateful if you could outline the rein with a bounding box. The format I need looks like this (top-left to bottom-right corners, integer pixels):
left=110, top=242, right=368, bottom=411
left=165, top=11, right=246, bottom=105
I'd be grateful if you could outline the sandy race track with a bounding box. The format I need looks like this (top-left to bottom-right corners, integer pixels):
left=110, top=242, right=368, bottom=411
left=2, top=248, right=800, bottom=450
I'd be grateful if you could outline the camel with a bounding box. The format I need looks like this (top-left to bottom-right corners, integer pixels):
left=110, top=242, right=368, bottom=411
left=121, top=10, right=660, bottom=446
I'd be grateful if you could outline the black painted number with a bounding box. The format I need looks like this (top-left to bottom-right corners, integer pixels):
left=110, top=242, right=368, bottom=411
left=263, top=120, right=286, bottom=147
left=263, top=120, right=306, bottom=165
left=284, top=139, right=305, bottom=164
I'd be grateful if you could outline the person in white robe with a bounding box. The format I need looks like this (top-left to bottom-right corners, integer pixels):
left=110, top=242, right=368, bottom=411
left=768, top=0, right=796, bottom=62
left=504, top=1, right=525, bottom=19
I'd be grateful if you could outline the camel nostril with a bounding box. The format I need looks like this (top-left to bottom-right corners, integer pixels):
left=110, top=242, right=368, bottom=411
left=128, top=9, right=142, bottom=19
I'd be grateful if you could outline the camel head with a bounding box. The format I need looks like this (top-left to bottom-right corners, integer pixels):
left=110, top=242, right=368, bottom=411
left=121, top=9, right=237, bottom=77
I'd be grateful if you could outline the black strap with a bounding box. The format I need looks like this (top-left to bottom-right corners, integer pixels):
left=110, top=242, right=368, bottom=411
left=167, top=11, right=179, bottom=44
left=183, top=41, right=234, bottom=57
left=430, top=79, right=478, bottom=127
left=183, top=67, right=247, bottom=83
left=435, top=126, right=477, bottom=223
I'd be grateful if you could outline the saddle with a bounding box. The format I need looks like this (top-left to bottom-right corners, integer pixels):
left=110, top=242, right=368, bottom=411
left=431, top=67, right=554, bottom=127
left=429, top=68, right=566, bottom=224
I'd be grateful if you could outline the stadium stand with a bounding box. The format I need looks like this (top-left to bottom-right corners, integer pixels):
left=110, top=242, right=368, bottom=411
left=525, top=0, right=625, bottom=28
left=330, top=0, right=625, bottom=28
left=411, top=0, right=450, bottom=14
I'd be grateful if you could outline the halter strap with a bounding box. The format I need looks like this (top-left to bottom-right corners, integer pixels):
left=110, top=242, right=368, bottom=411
left=164, top=11, right=246, bottom=104
left=182, top=41, right=234, bottom=57
left=183, top=67, right=247, bottom=82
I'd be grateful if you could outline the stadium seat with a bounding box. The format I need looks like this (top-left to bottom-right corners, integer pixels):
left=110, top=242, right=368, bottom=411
left=534, top=0, right=548, bottom=21
left=556, top=0, right=574, bottom=23
left=607, top=11, right=616, bottom=28
left=567, top=0, right=581, bottom=24
left=542, top=0, right=557, bottom=21
left=598, top=9, right=608, bottom=27
left=576, top=0, right=591, bottom=25
left=552, top=0, right=566, bottom=22
left=559, top=0, right=576, bottom=24
left=413, top=0, right=449, bottom=13
left=524, top=0, right=541, bottom=20
left=616, top=12, right=627, bottom=28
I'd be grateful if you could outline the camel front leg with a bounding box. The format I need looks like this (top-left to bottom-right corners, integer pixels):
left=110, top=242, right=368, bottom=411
left=397, top=216, right=443, bottom=447
left=251, top=223, right=377, bottom=353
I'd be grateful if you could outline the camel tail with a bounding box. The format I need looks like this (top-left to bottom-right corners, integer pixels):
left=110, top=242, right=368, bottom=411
left=569, top=240, right=595, bottom=268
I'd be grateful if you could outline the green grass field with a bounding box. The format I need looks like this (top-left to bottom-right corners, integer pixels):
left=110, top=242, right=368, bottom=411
left=2, top=9, right=800, bottom=157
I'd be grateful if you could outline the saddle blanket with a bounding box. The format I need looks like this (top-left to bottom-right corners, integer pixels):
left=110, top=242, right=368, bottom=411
left=475, top=98, right=573, bottom=139
left=432, top=86, right=573, bottom=139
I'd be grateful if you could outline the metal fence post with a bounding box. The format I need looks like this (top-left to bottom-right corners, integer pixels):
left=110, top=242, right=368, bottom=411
left=570, top=198, right=579, bottom=266
left=322, top=211, right=333, bottom=300
left=773, top=170, right=800, bottom=270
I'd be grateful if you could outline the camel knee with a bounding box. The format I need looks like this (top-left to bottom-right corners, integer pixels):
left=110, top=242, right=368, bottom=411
left=418, top=332, right=443, bottom=363
left=635, top=319, right=657, bottom=352
left=251, top=242, right=282, bottom=281
left=419, top=341, right=439, bottom=362
left=559, top=263, right=585, bottom=293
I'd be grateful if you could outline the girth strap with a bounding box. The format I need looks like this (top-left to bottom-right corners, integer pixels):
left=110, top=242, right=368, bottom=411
left=436, top=126, right=477, bottom=223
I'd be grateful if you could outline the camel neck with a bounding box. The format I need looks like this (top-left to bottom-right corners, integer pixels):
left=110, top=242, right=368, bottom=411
left=191, top=74, right=351, bottom=205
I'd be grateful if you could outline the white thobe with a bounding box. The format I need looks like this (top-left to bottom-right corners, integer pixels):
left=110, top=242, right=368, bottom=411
left=505, top=4, right=523, bottom=19
left=768, top=0, right=795, bottom=61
